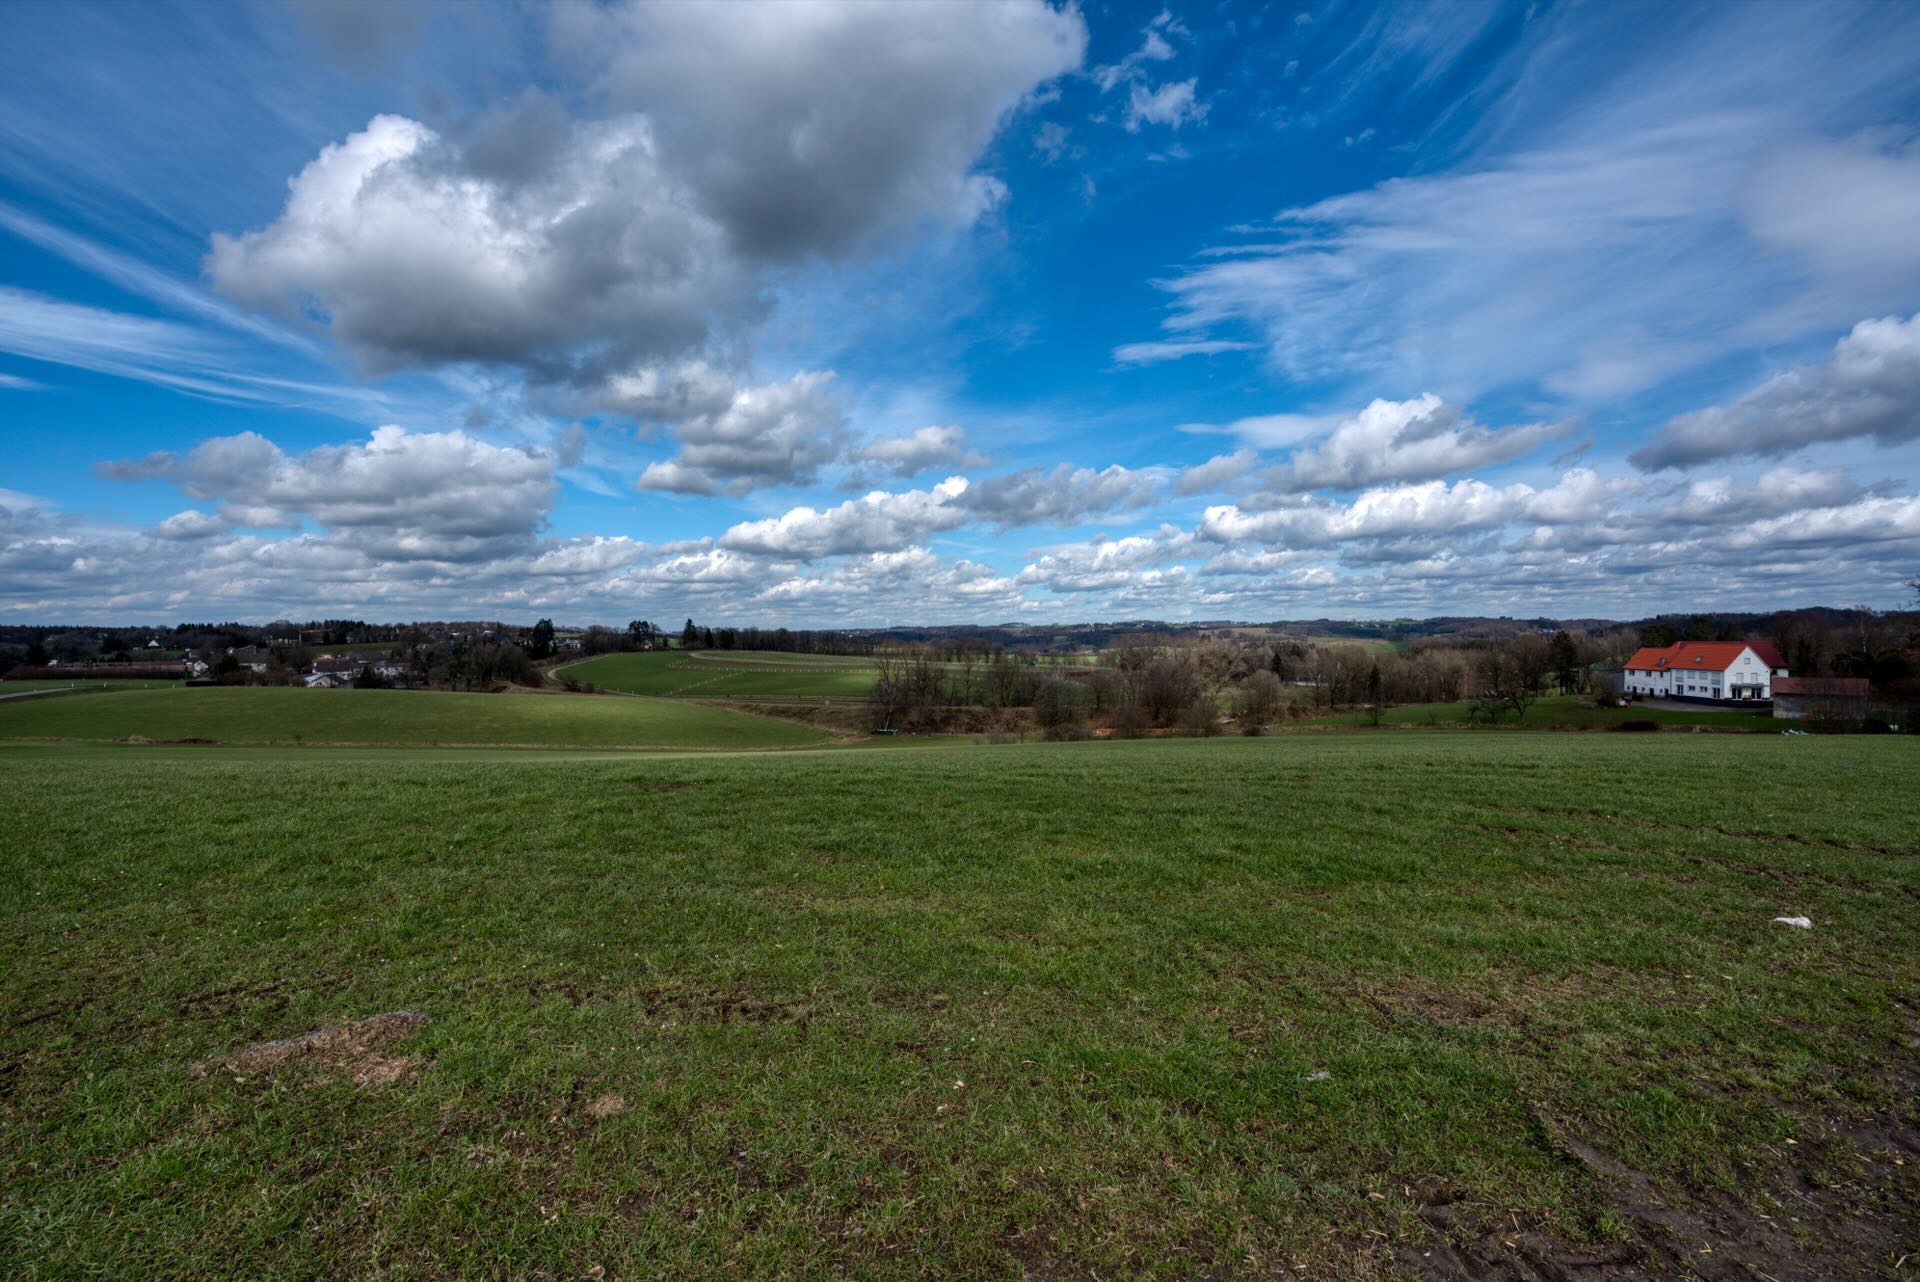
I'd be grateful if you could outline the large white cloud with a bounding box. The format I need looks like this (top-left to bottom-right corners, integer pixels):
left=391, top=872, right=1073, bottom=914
left=755, top=547, right=1025, bottom=620
left=964, top=463, right=1162, bottom=527
left=1198, top=469, right=1633, bottom=547
left=210, top=0, right=1082, bottom=407
left=718, top=478, right=972, bottom=559
left=102, top=425, right=562, bottom=562
left=854, top=426, right=986, bottom=478
left=1630, top=311, right=1920, bottom=469
left=1016, top=528, right=1196, bottom=592
left=1249, top=394, right=1567, bottom=494
left=636, top=371, right=849, bottom=496
left=555, top=0, right=1086, bottom=260
left=208, top=111, right=740, bottom=380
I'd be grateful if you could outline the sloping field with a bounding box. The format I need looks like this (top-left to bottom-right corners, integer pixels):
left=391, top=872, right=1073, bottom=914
left=2, top=734, right=1913, bottom=1280
left=0, top=685, right=826, bottom=750
left=564, top=649, right=878, bottom=700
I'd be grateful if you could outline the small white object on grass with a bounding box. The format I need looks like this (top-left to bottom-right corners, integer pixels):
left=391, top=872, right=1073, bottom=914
left=1771, top=915, right=1813, bottom=929
left=1305, top=1070, right=1331, bottom=1081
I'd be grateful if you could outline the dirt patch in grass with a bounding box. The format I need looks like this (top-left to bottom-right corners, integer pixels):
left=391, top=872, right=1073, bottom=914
left=648, top=988, right=809, bottom=1025
left=584, top=1093, right=628, bottom=1119
left=1332, top=971, right=1639, bottom=1034
left=999, top=1227, right=1100, bottom=1281
left=521, top=979, right=811, bottom=1026
left=194, top=1011, right=429, bottom=1086
left=1398, top=1081, right=1919, bottom=1282
left=1509, top=806, right=1919, bottom=860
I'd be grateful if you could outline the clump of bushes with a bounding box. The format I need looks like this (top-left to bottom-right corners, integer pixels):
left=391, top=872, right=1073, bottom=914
left=1180, top=699, right=1222, bottom=737
left=1609, top=718, right=1661, bottom=733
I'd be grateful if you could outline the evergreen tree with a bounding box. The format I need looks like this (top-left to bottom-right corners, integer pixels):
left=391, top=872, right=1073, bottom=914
left=1548, top=630, right=1580, bottom=693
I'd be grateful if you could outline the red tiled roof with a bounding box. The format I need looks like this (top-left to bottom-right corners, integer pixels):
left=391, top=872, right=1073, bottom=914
left=1746, top=639, right=1786, bottom=669
left=1772, top=677, right=1869, bottom=696
left=1621, top=641, right=1762, bottom=673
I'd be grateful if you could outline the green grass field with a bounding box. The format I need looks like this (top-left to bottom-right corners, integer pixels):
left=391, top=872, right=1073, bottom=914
left=1342, top=694, right=1778, bottom=731
left=0, top=685, right=827, bottom=750
left=1294, top=633, right=1405, bottom=653
left=2, top=734, right=1913, bottom=1279
left=563, top=649, right=880, bottom=700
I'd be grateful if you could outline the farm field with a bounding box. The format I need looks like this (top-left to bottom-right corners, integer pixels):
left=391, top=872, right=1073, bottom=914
left=1291, top=633, right=1406, bottom=653
left=0, top=685, right=827, bottom=750
left=563, top=649, right=880, bottom=700
left=2, top=734, right=1913, bottom=1280
left=1332, top=694, right=1780, bottom=731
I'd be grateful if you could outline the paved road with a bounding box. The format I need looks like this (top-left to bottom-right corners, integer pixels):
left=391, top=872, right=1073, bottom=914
left=1628, top=697, right=1770, bottom=713
left=0, top=686, right=78, bottom=701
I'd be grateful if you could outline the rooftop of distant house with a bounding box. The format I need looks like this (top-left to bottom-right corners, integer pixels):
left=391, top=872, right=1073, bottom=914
left=1623, top=641, right=1776, bottom=673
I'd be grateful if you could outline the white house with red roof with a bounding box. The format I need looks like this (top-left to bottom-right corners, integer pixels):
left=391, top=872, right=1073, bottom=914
left=1620, top=641, right=1786, bottom=702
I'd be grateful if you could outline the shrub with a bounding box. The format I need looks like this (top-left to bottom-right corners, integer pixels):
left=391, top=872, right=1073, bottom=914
left=1179, top=698, right=1221, bottom=737
left=1610, top=719, right=1661, bottom=732
left=1110, top=704, right=1150, bottom=739
left=1032, top=675, right=1086, bottom=735
left=1232, top=671, right=1284, bottom=730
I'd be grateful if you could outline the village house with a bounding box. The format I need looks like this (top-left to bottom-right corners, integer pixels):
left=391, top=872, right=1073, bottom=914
left=308, top=652, right=411, bottom=683
left=226, top=644, right=269, bottom=674
left=1770, top=677, right=1872, bottom=722
left=1620, top=640, right=1787, bottom=703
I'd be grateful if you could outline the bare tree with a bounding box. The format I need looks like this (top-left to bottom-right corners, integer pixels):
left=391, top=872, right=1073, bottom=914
left=869, top=654, right=908, bottom=731
left=1110, top=703, right=1150, bottom=738
left=1504, top=635, right=1550, bottom=722
left=1179, top=697, right=1222, bottom=736
left=1033, top=675, right=1087, bottom=740
left=1142, top=653, right=1202, bottom=724
left=1232, top=670, right=1284, bottom=733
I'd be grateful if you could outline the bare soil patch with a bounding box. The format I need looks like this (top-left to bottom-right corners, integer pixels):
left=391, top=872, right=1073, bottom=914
left=584, top=1093, right=628, bottom=1120
left=1397, top=1089, right=1918, bottom=1282
left=193, top=1011, right=429, bottom=1086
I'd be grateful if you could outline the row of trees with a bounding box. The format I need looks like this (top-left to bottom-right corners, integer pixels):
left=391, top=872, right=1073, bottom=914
left=863, top=627, right=1617, bottom=735
left=668, top=620, right=875, bottom=656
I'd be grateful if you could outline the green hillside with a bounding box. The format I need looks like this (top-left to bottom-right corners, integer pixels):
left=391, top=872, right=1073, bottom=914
left=563, top=649, right=878, bottom=700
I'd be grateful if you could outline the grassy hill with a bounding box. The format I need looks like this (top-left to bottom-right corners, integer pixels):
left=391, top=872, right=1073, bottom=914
left=2, top=733, right=1913, bottom=1279
left=563, top=649, right=878, bottom=700
left=0, top=685, right=827, bottom=750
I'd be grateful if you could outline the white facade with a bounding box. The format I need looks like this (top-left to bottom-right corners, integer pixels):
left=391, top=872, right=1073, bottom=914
left=1622, top=645, right=1778, bottom=701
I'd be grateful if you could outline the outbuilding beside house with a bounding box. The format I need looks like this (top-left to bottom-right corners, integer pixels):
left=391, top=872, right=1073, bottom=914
left=1771, top=677, right=1871, bottom=722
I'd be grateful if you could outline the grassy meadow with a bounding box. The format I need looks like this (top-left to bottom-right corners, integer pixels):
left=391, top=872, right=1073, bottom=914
left=2, top=733, right=1914, bottom=1280
left=0, top=685, right=827, bottom=750
left=563, top=649, right=880, bottom=700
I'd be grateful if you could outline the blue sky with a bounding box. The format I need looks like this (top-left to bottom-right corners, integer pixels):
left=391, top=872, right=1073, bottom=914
left=4, top=0, right=1919, bottom=626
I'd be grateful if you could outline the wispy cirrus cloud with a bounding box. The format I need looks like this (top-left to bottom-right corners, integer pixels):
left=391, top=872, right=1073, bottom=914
left=1123, top=3, right=1920, bottom=406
